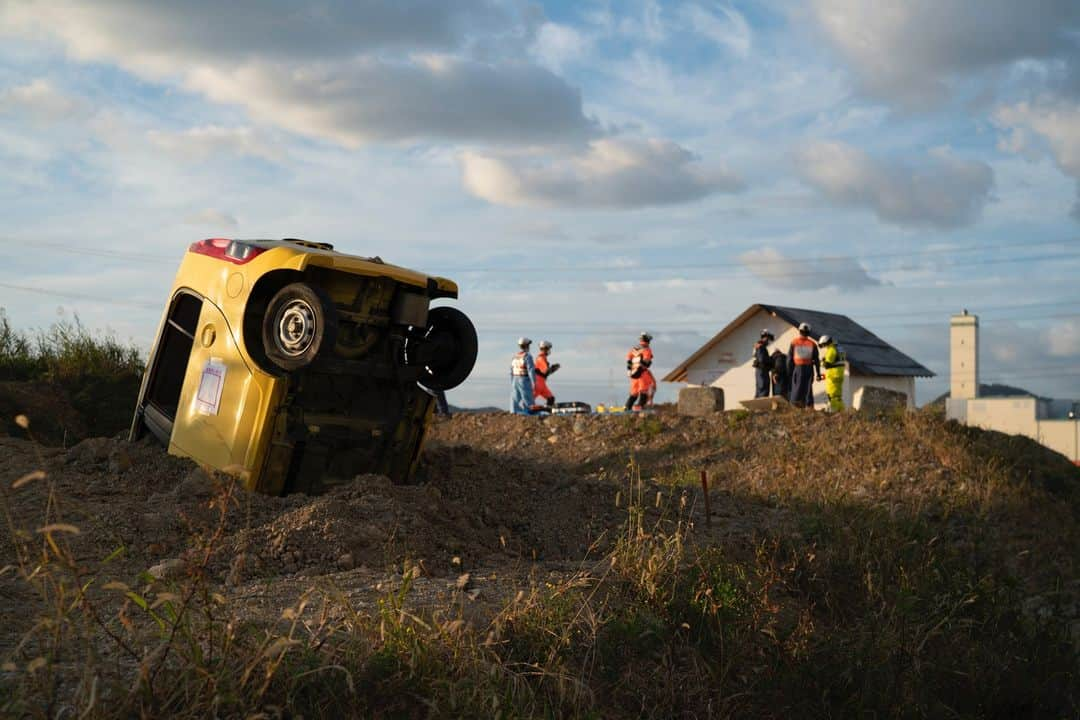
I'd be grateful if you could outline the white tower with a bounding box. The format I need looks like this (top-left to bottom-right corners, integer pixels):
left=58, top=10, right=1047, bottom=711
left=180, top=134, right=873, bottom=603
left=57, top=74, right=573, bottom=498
left=950, top=310, right=978, bottom=399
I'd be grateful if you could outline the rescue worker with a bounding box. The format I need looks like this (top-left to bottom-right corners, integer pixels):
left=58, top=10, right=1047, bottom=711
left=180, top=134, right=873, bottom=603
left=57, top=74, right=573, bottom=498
left=533, top=340, right=561, bottom=408
left=818, top=334, right=846, bottom=412
left=787, top=322, right=820, bottom=409
left=625, top=332, right=656, bottom=411
left=510, top=337, right=535, bottom=415
left=752, top=329, right=774, bottom=398
left=770, top=347, right=790, bottom=400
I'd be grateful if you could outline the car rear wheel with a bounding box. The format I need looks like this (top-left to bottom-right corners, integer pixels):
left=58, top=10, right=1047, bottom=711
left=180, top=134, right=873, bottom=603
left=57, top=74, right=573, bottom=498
left=417, top=306, right=477, bottom=391
left=262, top=282, right=338, bottom=372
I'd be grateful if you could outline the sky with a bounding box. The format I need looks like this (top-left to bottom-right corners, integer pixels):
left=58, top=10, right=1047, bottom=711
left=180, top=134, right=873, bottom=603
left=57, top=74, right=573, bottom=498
left=1, top=0, right=1078, bottom=409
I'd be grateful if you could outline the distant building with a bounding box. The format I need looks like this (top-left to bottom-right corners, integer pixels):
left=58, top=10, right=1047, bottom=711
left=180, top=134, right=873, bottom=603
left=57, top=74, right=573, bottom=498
left=946, top=311, right=1079, bottom=464
left=663, top=304, right=934, bottom=410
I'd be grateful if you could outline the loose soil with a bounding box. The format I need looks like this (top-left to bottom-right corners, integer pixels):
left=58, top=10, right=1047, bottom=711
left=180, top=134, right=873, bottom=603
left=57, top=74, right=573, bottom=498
left=2, top=406, right=1078, bottom=677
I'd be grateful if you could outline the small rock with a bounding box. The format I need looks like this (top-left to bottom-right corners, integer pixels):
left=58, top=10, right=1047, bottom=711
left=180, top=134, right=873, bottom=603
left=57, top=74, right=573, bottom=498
left=174, top=467, right=215, bottom=498
left=227, top=553, right=254, bottom=585
left=456, top=572, right=472, bottom=590
left=337, top=553, right=355, bottom=570
left=66, top=437, right=113, bottom=465
left=148, top=558, right=186, bottom=581
left=547, top=435, right=559, bottom=445
left=466, top=588, right=482, bottom=601
left=108, top=447, right=132, bottom=474
left=678, top=386, right=724, bottom=416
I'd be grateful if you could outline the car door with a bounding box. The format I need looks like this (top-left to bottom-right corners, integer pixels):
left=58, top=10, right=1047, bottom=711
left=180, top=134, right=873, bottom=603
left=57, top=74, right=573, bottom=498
left=168, top=298, right=268, bottom=478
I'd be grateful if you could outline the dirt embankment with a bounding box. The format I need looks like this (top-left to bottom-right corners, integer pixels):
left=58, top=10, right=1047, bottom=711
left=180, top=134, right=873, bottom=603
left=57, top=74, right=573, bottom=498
left=1, top=408, right=1078, bottom=662
left=0, top=377, right=140, bottom=446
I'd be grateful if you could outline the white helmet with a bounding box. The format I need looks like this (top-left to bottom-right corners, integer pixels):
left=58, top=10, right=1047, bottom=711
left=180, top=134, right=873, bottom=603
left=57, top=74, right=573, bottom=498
left=517, top=337, right=532, bottom=347
left=539, top=340, right=552, bottom=350
left=818, top=334, right=832, bottom=345
left=798, top=322, right=811, bottom=334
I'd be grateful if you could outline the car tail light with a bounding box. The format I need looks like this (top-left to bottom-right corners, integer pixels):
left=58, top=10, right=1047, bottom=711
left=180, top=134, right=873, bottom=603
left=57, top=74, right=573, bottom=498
left=189, top=238, right=267, bottom=265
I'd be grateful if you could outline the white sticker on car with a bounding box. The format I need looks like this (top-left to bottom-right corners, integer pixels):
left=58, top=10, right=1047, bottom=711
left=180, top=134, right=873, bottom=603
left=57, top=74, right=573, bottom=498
left=196, top=358, right=227, bottom=416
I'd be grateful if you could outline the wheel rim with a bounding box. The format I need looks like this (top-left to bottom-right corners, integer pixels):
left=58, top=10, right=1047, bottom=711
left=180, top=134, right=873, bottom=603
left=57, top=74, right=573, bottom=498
left=274, top=299, right=317, bottom=357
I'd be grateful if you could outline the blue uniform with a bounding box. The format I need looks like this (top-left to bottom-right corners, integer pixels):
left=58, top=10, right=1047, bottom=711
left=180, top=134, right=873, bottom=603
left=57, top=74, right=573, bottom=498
left=753, top=341, right=771, bottom=398
left=510, top=350, right=535, bottom=414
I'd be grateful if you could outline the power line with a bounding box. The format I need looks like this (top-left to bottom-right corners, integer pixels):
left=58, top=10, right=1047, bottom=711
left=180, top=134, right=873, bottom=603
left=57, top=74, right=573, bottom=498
left=441, top=238, right=1079, bottom=273
left=0, top=282, right=160, bottom=310
left=475, top=312, right=1080, bottom=336
left=453, top=252, right=1080, bottom=284
left=1, top=236, right=1075, bottom=275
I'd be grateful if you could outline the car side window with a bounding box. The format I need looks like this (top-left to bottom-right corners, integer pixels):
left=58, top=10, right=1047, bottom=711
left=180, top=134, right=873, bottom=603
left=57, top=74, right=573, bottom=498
left=146, top=292, right=203, bottom=419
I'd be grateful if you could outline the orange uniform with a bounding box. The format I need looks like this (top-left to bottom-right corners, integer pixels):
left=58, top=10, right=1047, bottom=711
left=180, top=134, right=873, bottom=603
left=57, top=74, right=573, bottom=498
left=534, top=353, right=554, bottom=402
left=626, top=343, right=656, bottom=409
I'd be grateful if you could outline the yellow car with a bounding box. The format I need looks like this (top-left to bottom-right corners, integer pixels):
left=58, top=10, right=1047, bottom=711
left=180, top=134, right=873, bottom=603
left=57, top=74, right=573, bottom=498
left=130, top=238, right=477, bottom=494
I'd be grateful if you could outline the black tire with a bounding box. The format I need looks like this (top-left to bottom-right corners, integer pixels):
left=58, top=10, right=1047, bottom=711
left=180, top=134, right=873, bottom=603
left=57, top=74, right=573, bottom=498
left=418, top=306, right=477, bottom=391
left=261, top=282, right=338, bottom=373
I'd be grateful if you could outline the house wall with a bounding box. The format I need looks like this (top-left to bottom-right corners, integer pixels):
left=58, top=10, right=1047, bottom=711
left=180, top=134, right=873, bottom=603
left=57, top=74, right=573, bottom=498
left=947, top=396, right=1080, bottom=462
left=964, top=397, right=1040, bottom=439
left=680, top=308, right=916, bottom=411
left=1039, top=421, right=1080, bottom=463
left=683, top=308, right=796, bottom=405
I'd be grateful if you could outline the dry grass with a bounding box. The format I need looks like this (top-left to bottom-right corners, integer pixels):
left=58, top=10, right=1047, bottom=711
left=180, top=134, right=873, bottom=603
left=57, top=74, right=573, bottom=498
left=2, top=426, right=1076, bottom=719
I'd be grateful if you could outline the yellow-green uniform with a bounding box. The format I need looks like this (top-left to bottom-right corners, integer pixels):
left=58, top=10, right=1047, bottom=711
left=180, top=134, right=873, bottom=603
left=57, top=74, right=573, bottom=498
left=821, top=344, right=846, bottom=412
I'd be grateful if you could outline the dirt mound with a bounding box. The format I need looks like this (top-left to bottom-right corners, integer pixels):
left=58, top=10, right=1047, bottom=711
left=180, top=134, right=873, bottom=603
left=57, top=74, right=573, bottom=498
left=0, top=381, right=88, bottom=446
left=3, top=408, right=1078, bottom=666
left=0, top=379, right=139, bottom=446
left=428, top=410, right=1080, bottom=502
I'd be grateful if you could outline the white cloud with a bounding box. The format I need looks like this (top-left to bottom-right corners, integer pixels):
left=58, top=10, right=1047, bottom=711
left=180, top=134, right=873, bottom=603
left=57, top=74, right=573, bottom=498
left=462, top=138, right=743, bottom=209
left=994, top=100, right=1080, bottom=219
left=185, top=57, right=595, bottom=147
left=183, top=209, right=238, bottom=229
left=811, top=0, right=1080, bottom=106
left=795, top=141, right=993, bottom=229
left=0, top=79, right=83, bottom=122
left=1046, top=319, right=1080, bottom=357
left=738, top=247, right=880, bottom=292
left=0, top=1, right=592, bottom=147
left=994, top=102, right=1080, bottom=176
left=532, top=22, right=590, bottom=72
left=681, top=4, right=752, bottom=58
left=603, top=280, right=636, bottom=294
left=147, top=125, right=282, bottom=162
left=0, top=1, right=513, bottom=69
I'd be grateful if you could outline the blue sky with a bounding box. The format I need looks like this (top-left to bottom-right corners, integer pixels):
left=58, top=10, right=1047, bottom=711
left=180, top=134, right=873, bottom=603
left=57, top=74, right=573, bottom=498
left=1, top=0, right=1078, bottom=408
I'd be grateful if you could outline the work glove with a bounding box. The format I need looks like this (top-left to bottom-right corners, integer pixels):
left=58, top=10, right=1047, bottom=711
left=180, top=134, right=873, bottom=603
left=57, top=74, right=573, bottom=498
left=549, top=363, right=561, bottom=374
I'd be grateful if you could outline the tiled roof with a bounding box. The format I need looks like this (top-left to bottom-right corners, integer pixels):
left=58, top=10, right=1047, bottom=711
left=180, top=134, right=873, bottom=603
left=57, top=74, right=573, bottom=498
left=663, top=303, right=935, bottom=382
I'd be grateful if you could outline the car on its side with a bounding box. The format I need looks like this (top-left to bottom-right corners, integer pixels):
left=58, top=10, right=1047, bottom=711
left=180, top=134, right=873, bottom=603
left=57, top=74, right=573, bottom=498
left=130, top=238, right=477, bottom=494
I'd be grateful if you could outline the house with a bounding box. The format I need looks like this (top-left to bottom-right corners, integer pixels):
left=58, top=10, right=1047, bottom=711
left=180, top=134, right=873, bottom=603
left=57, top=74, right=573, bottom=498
left=946, top=312, right=1079, bottom=464
left=662, top=304, right=934, bottom=410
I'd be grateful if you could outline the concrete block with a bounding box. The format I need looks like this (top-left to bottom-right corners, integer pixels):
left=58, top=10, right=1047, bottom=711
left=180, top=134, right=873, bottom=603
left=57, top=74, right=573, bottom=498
left=740, top=396, right=790, bottom=412
left=856, top=386, right=908, bottom=414
left=678, top=386, right=724, bottom=416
